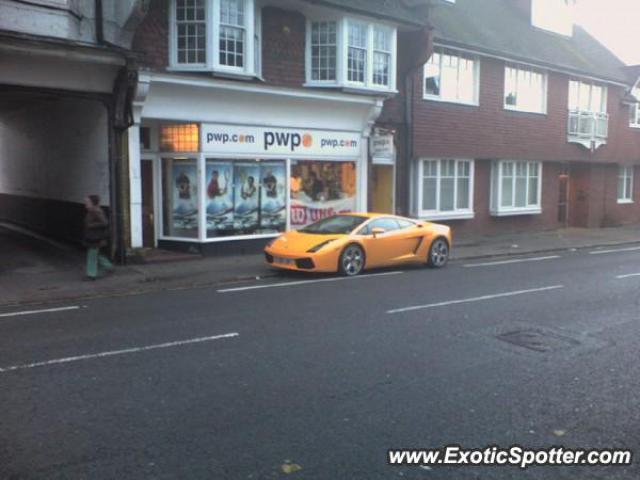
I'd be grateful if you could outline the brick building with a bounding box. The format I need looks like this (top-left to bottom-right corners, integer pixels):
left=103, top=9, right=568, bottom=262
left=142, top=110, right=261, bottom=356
left=380, top=0, right=640, bottom=236
left=125, top=0, right=428, bottom=254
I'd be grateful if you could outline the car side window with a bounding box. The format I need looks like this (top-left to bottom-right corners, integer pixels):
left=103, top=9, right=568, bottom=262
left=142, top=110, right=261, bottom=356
left=396, top=219, right=415, bottom=229
left=360, top=218, right=400, bottom=235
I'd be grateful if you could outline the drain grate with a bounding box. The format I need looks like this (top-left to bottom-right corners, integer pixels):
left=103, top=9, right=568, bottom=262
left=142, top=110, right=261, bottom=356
left=497, top=329, right=580, bottom=352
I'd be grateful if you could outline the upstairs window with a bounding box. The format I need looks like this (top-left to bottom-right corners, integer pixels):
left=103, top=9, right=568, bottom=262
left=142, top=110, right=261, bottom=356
left=170, top=0, right=258, bottom=76
left=618, top=166, right=634, bottom=203
left=424, top=49, right=479, bottom=105
left=306, top=18, right=397, bottom=92
left=569, top=81, right=607, bottom=113
left=310, top=21, right=337, bottom=81
left=504, top=65, right=547, bottom=114
left=629, top=87, right=640, bottom=128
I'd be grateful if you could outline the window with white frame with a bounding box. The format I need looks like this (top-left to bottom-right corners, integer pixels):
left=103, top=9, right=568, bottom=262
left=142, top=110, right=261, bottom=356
left=491, top=160, right=542, bottom=215
left=310, top=21, right=337, bottom=81
left=629, top=87, right=640, bottom=128
left=504, top=65, right=547, bottom=113
left=170, top=0, right=258, bottom=76
left=618, top=166, right=634, bottom=203
left=306, top=18, right=397, bottom=91
left=418, top=159, right=474, bottom=219
left=568, top=80, right=606, bottom=113
left=424, top=49, right=478, bottom=104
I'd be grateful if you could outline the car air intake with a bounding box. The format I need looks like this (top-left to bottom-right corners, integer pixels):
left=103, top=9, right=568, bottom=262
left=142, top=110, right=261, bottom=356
left=265, top=253, right=274, bottom=264
left=295, top=258, right=315, bottom=269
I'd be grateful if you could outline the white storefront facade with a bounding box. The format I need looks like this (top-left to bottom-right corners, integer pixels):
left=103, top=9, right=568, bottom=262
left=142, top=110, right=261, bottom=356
left=128, top=72, right=384, bottom=252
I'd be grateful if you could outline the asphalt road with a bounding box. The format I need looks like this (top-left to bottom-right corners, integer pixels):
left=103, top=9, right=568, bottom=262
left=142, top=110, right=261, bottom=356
left=2, top=246, right=640, bottom=479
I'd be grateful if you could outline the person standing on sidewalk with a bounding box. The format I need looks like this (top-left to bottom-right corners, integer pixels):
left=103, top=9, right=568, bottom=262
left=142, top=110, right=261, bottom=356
left=83, top=195, right=113, bottom=280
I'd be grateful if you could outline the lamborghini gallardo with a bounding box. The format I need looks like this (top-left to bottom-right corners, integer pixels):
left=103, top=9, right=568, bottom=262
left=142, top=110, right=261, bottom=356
left=264, top=213, right=452, bottom=276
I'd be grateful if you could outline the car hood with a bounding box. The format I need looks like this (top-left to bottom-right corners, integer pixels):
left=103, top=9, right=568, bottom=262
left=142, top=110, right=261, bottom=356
left=270, top=231, right=346, bottom=253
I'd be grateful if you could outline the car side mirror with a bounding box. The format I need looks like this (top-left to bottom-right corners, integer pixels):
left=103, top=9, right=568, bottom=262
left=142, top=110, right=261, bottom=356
left=371, top=227, right=386, bottom=237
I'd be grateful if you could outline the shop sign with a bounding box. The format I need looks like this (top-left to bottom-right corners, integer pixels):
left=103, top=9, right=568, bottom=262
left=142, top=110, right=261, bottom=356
left=201, top=124, right=361, bottom=158
left=370, top=132, right=395, bottom=165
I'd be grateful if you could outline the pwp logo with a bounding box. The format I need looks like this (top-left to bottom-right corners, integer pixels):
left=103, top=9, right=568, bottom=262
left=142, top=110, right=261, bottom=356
left=264, top=131, right=313, bottom=152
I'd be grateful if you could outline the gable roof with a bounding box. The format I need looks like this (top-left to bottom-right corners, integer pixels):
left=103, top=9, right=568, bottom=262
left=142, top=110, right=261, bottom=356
left=299, top=0, right=429, bottom=28
left=430, top=0, right=631, bottom=85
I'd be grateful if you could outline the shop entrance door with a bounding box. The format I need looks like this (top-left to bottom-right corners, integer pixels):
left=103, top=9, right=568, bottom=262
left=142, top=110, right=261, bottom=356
left=372, top=165, right=395, bottom=214
left=141, top=159, right=155, bottom=247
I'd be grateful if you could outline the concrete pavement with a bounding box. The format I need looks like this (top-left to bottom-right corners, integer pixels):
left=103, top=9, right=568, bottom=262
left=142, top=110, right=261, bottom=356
left=2, top=222, right=640, bottom=306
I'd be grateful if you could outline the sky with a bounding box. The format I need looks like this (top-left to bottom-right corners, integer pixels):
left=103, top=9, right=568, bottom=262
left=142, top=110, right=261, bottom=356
left=574, top=0, right=640, bottom=65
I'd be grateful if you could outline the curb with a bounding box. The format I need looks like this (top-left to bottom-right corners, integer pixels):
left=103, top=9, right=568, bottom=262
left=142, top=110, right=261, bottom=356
left=3, top=239, right=640, bottom=309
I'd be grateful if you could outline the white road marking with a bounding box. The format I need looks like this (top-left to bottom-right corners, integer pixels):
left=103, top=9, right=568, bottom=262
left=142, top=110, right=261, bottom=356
left=387, top=285, right=565, bottom=314
left=0, top=333, right=239, bottom=373
left=0, top=305, right=83, bottom=319
left=616, top=273, right=640, bottom=279
left=589, top=246, right=640, bottom=255
left=217, top=271, right=404, bottom=293
left=464, top=255, right=560, bottom=268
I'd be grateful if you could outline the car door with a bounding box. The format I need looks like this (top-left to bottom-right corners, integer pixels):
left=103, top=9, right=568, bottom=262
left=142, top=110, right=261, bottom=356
left=359, top=218, right=414, bottom=267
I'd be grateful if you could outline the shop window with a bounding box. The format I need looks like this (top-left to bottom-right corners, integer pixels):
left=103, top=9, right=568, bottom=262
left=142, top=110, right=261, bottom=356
left=617, top=166, right=634, bottom=203
left=162, top=158, right=199, bottom=239
left=504, top=65, right=547, bottom=114
left=491, top=160, right=542, bottom=216
left=140, top=127, right=151, bottom=151
left=205, top=159, right=286, bottom=237
left=418, top=159, right=474, bottom=220
left=160, top=124, right=199, bottom=152
left=306, top=18, right=396, bottom=92
left=424, top=49, right=479, bottom=105
left=290, top=160, right=357, bottom=228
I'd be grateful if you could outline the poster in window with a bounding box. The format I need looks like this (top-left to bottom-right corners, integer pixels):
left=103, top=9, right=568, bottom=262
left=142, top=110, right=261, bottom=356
left=233, top=163, right=260, bottom=231
left=171, top=162, right=198, bottom=232
left=260, top=163, right=286, bottom=231
left=206, top=161, right=234, bottom=231
left=290, top=161, right=357, bottom=228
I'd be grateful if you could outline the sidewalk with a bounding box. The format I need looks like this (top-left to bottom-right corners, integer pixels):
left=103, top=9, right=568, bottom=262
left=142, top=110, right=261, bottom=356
left=2, top=223, right=640, bottom=307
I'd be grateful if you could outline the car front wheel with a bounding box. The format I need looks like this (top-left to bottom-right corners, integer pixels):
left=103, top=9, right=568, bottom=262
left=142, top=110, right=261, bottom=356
left=339, top=244, right=365, bottom=276
left=427, top=238, right=449, bottom=268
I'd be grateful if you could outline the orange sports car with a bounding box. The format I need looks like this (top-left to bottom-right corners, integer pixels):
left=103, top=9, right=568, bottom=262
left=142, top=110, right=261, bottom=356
left=264, top=213, right=452, bottom=276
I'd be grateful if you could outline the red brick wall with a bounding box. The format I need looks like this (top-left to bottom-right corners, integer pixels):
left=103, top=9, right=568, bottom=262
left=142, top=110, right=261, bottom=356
left=132, top=2, right=307, bottom=88
left=260, top=7, right=306, bottom=88
left=132, top=0, right=169, bottom=70
left=409, top=55, right=640, bottom=163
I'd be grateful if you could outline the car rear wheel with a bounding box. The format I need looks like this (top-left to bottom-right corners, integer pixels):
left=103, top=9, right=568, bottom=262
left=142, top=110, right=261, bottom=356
left=427, top=238, right=449, bottom=268
left=339, top=244, right=365, bottom=276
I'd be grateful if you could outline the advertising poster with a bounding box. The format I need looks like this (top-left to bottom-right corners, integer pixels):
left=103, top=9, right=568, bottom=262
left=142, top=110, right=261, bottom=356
left=206, top=161, right=234, bottom=231
left=233, top=163, right=260, bottom=231
left=290, top=161, right=357, bottom=228
left=171, top=162, right=198, bottom=233
left=260, top=163, right=286, bottom=231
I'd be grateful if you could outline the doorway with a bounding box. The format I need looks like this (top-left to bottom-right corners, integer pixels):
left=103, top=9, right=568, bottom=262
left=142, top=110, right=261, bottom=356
left=372, top=164, right=395, bottom=214
left=558, top=164, right=569, bottom=226
left=141, top=158, right=155, bottom=247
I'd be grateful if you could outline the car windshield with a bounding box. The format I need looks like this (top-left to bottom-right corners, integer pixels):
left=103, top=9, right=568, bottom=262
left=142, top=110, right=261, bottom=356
left=300, top=215, right=367, bottom=234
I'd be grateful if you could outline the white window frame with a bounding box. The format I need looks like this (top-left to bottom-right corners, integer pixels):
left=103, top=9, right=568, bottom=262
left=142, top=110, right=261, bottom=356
left=169, top=0, right=258, bottom=77
left=617, top=166, right=634, bottom=204
left=305, top=16, right=397, bottom=93
left=491, top=160, right=542, bottom=216
left=568, top=80, right=607, bottom=114
left=503, top=64, right=548, bottom=114
left=629, top=87, right=640, bottom=128
left=417, top=159, right=475, bottom=220
left=423, top=48, right=480, bottom=106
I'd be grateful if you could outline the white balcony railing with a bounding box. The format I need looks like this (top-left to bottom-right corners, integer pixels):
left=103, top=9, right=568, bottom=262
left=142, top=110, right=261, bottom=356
left=567, top=110, right=609, bottom=150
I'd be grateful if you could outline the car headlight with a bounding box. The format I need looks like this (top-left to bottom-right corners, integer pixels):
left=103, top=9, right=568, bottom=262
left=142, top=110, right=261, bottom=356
left=265, top=236, right=280, bottom=248
left=307, top=239, right=335, bottom=253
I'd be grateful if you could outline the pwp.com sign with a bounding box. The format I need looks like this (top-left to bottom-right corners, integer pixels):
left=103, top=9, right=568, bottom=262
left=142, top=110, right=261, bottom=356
left=201, top=124, right=361, bottom=158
